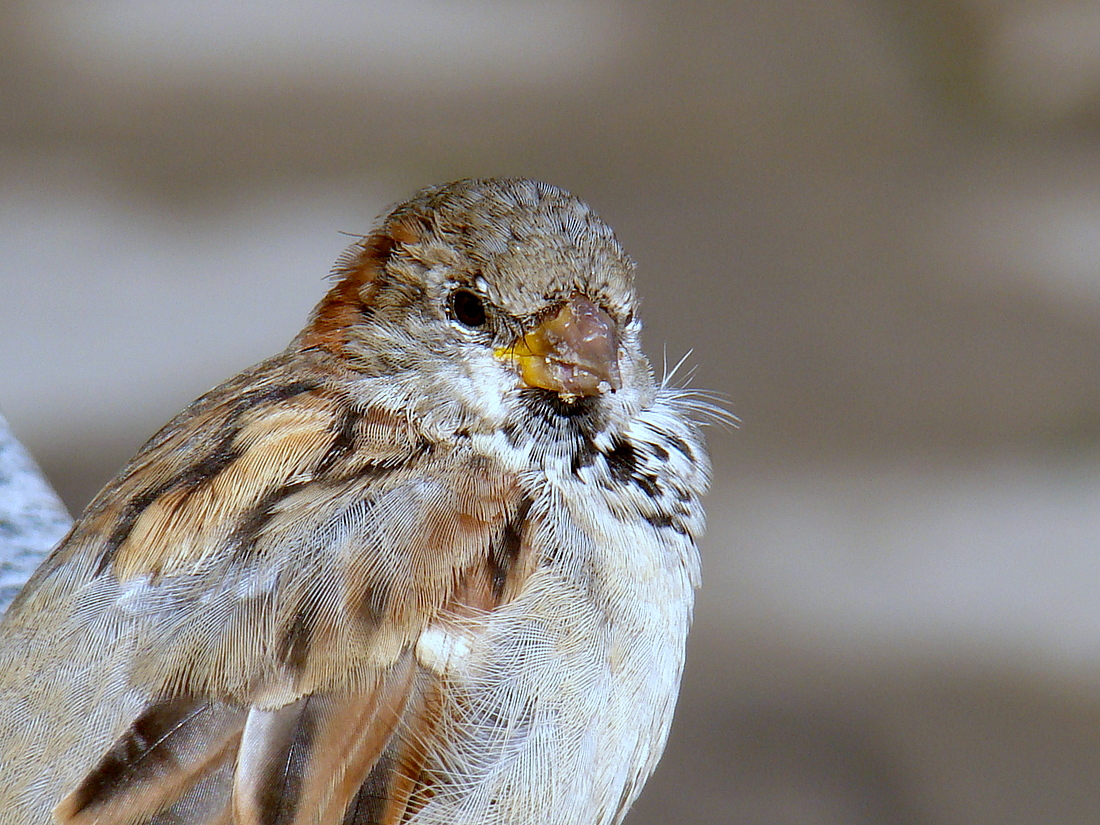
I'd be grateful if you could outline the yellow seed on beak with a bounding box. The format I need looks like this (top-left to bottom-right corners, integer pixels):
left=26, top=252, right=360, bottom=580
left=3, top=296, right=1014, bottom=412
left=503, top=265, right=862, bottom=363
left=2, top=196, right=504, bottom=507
left=496, top=295, right=621, bottom=399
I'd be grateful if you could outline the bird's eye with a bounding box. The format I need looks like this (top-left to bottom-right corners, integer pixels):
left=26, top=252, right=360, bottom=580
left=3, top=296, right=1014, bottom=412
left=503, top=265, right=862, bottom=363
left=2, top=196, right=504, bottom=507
left=449, top=289, right=487, bottom=328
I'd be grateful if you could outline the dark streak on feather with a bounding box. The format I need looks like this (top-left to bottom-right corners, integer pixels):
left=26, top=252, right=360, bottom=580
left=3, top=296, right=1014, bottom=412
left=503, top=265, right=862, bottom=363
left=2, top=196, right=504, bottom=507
left=351, top=462, right=399, bottom=484
left=664, top=433, right=694, bottom=461
left=232, top=380, right=322, bottom=417
left=634, top=474, right=661, bottom=498
left=96, top=382, right=320, bottom=575
left=257, top=700, right=316, bottom=825
left=368, top=228, right=399, bottom=266
left=343, top=749, right=397, bottom=825
left=604, top=438, right=661, bottom=497
left=488, top=497, right=533, bottom=601
left=96, top=435, right=240, bottom=575
left=570, top=435, right=599, bottom=475
left=604, top=438, right=639, bottom=483
left=174, top=432, right=241, bottom=489
left=501, top=422, right=521, bottom=447
left=277, top=610, right=317, bottom=674
left=230, top=481, right=310, bottom=564
left=277, top=578, right=332, bottom=671
left=645, top=512, right=690, bottom=536
left=356, top=578, right=391, bottom=630
left=62, top=697, right=201, bottom=816
left=315, top=407, right=361, bottom=476
left=98, top=488, right=162, bottom=575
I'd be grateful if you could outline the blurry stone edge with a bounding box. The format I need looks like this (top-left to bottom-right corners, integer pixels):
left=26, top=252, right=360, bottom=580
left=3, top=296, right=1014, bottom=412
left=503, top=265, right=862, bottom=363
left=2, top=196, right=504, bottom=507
left=0, top=413, right=72, bottom=614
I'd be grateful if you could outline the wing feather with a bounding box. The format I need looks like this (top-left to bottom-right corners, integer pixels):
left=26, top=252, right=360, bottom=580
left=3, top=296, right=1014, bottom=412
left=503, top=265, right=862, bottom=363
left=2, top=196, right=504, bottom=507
left=0, top=355, right=539, bottom=824
left=54, top=697, right=245, bottom=825
left=232, top=655, right=415, bottom=825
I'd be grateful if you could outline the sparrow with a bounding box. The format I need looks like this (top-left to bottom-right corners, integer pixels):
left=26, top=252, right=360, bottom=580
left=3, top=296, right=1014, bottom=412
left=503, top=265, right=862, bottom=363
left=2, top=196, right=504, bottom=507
left=0, top=178, right=712, bottom=825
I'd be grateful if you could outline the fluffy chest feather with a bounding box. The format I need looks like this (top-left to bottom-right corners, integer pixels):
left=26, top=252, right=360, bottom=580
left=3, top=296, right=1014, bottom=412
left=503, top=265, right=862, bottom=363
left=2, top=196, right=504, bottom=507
left=398, top=391, right=706, bottom=825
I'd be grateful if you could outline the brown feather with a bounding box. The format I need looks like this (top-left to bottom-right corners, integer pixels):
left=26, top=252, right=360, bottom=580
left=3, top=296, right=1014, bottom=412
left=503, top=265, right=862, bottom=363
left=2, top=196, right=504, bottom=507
left=298, top=230, right=396, bottom=356
left=113, top=400, right=341, bottom=580
left=55, top=698, right=245, bottom=825
left=340, top=667, right=443, bottom=825
left=38, top=367, right=541, bottom=823
left=232, top=655, right=416, bottom=825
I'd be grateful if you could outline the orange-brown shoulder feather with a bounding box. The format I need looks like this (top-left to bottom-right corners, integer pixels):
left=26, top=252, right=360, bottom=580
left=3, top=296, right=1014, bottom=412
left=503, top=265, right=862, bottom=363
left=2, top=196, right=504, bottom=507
left=111, top=396, right=343, bottom=580
left=297, top=217, right=423, bottom=356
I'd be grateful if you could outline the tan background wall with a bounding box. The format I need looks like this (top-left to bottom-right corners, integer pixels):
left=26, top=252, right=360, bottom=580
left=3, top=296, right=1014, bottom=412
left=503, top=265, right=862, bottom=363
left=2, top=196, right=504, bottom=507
left=4, top=2, right=1100, bottom=822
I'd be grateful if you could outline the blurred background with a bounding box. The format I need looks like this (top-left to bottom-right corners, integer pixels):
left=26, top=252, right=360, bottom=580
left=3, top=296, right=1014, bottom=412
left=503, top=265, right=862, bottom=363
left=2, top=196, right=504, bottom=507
left=3, top=0, right=1100, bottom=822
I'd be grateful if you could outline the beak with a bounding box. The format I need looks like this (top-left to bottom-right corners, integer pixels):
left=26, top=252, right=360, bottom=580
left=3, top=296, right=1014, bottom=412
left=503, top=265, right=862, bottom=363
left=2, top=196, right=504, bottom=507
left=496, top=295, right=621, bottom=400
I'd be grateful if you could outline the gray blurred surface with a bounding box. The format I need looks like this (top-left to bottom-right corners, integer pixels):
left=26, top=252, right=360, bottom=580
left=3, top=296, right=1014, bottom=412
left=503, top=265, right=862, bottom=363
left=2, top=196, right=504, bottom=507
left=4, top=1, right=1100, bottom=822
left=0, top=415, right=70, bottom=612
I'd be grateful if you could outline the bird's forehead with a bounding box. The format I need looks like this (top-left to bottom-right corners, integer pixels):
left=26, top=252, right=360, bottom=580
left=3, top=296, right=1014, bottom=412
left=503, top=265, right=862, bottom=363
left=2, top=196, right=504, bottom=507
left=478, top=235, right=635, bottom=318
left=387, top=178, right=637, bottom=316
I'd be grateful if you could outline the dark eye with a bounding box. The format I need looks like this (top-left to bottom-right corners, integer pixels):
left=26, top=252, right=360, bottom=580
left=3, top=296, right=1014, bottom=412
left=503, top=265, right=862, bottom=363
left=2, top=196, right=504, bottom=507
left=449, top=289, right=487, bottom=328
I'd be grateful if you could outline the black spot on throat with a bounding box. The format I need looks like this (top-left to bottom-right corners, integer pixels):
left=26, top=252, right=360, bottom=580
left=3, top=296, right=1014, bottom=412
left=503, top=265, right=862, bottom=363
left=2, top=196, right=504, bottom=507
left=603, top=437, right=663, bottom=498
left=519, top=388, right=601, bottom=429
left=604, top=438, right=639, bottom=483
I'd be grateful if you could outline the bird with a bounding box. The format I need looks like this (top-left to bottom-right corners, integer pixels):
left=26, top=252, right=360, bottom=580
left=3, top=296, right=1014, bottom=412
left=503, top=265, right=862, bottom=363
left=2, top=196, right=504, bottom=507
left=0, top=177, right=712, bottom=825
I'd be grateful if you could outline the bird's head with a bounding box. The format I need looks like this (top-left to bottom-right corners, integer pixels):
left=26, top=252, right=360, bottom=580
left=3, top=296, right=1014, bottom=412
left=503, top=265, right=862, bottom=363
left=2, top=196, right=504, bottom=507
left=297, top=178, right=654, bottom=437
